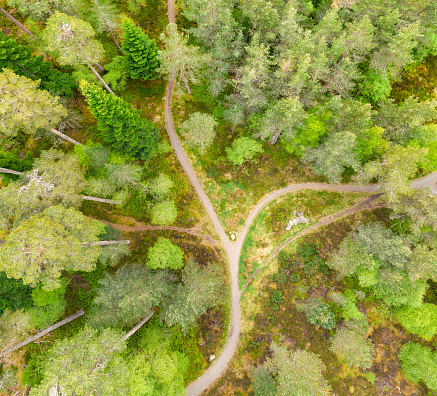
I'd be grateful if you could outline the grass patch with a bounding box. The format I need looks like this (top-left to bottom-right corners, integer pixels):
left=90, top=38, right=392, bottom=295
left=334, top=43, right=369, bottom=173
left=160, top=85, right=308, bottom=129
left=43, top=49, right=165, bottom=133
left=238, top=190, right=371, bottom=287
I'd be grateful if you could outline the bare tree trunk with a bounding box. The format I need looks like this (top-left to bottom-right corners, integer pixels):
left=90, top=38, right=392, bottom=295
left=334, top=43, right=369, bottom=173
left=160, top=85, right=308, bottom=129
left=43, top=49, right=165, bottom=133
left=108, top=28, right=123, bottom=54
left=94, top=62, right=105, bottom=72
left=122, top=311, right=154, bottom=341
left=0, top=168, right=24, bottom=176
left=1, top=309, right=85, bottom=357
left=0, top=7, right=36, bottom=37
left=82, top=195, right=122, bottom=205
left=50, top=128, right=83, bottom=146
left=87, top=63, right=116, bottom=96
left=86, top=240, right=130, bottom=247
left=182, top=72, right=191, bottom=95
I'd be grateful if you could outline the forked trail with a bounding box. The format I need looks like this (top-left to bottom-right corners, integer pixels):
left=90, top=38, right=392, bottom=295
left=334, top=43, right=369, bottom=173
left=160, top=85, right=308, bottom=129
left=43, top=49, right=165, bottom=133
left=164, top=3, right=437, bottom=395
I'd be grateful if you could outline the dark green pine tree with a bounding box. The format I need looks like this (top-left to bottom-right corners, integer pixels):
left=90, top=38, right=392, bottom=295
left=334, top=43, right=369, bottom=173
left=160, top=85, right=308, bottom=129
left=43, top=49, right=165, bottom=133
left=121, top=16, right=160, bottom=81
left=0, top=32, right=75, bottom=97
left=79, top=80, right=159, bottom=159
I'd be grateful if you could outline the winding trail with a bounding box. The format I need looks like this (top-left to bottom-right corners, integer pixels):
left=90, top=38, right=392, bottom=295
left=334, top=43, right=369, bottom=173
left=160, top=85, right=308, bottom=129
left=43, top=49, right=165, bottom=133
left=163, top=2, right=437, bottom=394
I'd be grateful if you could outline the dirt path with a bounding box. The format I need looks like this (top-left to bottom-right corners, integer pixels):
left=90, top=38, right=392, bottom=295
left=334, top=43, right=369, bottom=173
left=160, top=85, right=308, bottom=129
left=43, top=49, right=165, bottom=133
left=240, top=194, right=384, bottom=294
left=97, top=219, right=217, bottom=246
left=162, top=2, right=437, bottom=394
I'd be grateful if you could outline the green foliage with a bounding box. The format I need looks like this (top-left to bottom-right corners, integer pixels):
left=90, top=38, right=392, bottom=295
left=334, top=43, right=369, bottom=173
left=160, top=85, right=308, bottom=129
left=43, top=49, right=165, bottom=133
left=264, top=342, right=332, bottom=396
left=42, top=12, right=104, bottom=66
left=103, top=56, right=129, bottom=92
left=121, top=16, right=160, bottom=81
left=330, top=322, right=375, bottom=369
left=0, top=308, right=33, bottom=350
left=0, top=365, right=17, bottom=392
left=165, top=258, right=225, bottom=333
left=158, top=23, right=210, bottom=95
left=250, top=366, right=277, bottom=396
left=0, top=148, right=32, bottom=183
left=151, top=200, right=177, bottom=225
left=0, top=272, right=32, bottom=316
left=303, top=131, right=361, bottom=183
left=395, top=303, right=437, bottom=340
left=180, top=112, right=217, bottom=154
left=20, top=351, right=48, bottom=387
left=88, top=263, right=176, bottom=329
left=0, top=68, right=68, bottom=137
left=79, top=80, right=159, bottom=159
left=359, top=69, right=392, bottom=104
left=0, top=32, right=75, bottom=97
left=0, top=205, right=102, bottom=290
left=226, top=137, right=264, bottom=166
left=29, top=279, right=68, bottom=328
left=399, top=342, right=437, bottom=391
left=328, top=222, right=429, bottom=308
left=28, top=327, right=129, bottom=396
left=146, top=237, right=184, bottom=270
left=298, top=298, right=336, bottom=330
left=270, top=290, right=283, bottom=310
left=128, top=326, right=188, bottom=396
left=355, top=126, right=389, bottom=163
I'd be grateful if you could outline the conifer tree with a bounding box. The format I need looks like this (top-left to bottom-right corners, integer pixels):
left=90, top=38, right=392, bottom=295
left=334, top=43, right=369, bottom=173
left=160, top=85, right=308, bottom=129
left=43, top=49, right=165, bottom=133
left=121, top=16, right=160, bottom=81
left=79, top=80, right=159, bottom=159
left=0, top=32, right=75, bottom=97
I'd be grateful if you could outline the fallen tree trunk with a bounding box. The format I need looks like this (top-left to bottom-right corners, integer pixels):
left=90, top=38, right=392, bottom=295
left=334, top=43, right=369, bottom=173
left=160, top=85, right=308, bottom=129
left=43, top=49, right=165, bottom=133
left=0, top=7, right=36, bottom=37
left=50, top=128, right=83, bottom=146
left=0, top=168, right=24, bottom=176
left=81, top=195, right=122, bottom=205
left=87, top=240, right=130, bottom=247
left=1, top=309, right=85, bottom=357
left=122, top=311, right=154, bottom=341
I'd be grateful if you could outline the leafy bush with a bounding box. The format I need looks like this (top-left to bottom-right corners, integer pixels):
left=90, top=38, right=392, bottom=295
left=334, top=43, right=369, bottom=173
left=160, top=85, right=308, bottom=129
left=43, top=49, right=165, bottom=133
left=270, top=290, right=283, bottom=310
left=272, top=271, right=287, bottom=284
left=298, top=298, right=336, bottom=330
left=29, top=279, right=68, bottom=328
left=399, top=342, right=437, bottom=391
left=146, top=238, right=184, bottom=270
left=151, top=200, right=177, bottom=225
left=250, top=366, right=277, bottom=396
left=0, top=365, right=17, bottom=392
left=330, top=322, right=375, bottom=369
left=226, top=137, right=263, bottom=166
left=289, top=273, right=301, bottom=282
left=395, top=303, right=437, bottom=340
left=0, top=272, right=32, bottom=315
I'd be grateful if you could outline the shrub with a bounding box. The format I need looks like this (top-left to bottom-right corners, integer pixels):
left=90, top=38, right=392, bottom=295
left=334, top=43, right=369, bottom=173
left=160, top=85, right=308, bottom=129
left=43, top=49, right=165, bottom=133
left=399, top=342, right=437, bottom=391
left=270, top=290, right=283, bottom=310
left=298, top=298, right=336, bottom=330
left=330, top=322, right=375, bottom=369
left=226, top=137, right=263, bottom=166
left=180, top=112, right=217, bottom=154
left=151, top=200, right=177, bottom=225
left=395, top=303, right=437, bottom=340
left=146, top=238, right=184, bottom=270
left=250, top=366, right=277, bottom=396
left=272, top=271, right=287, bottom=284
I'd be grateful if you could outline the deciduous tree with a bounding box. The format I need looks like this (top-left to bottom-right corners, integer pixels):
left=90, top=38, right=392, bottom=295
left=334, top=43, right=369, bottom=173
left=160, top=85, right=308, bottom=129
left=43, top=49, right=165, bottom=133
left=158, top=23, right=209, bottom=95
left=146, top=238, right=184, bottom=270
left=165, top=258, right=225, bottom=332
left=180, top=112, right=217, bottom=154
left=0, top=205, right=103, bottom=290
left=226, top=137, right=264, bottom=166
left=28, top=327, right=129, bottom=396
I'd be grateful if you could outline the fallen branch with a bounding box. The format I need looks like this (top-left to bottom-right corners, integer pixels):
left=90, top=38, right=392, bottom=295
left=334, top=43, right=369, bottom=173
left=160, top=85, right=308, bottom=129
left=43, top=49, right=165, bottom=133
left=82, top=195, right=122, bottom=205
left=1, top=309, right=85, bottom=357
left=122, top=311, right=154, bottom=341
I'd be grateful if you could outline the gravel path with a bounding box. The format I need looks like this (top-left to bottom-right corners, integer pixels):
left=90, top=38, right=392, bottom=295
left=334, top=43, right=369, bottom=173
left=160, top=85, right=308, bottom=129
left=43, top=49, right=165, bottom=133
left=163, top=2, right=437, bottom=394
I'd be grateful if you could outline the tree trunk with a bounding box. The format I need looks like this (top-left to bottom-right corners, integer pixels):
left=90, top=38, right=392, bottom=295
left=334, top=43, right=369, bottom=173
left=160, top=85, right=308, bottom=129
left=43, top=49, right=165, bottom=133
left=0, top=309, right=85, bottom=357
left=182, top=72, right=191, bottom=95
left=108, top=28, right=123, bottom=54
left=50, top=128, right=83, bottom=146
left=0, top=168, right=23, bottom=176
left=86, top=240, right=130, bottom=247
left=87, top=63, right=116, bottom=96
left=82, top=195, right=122, bottom=205
left=94, top=62, right=105, bottom=72
left=0, top=7, right=36, bottom=38
left=122, top=311, right=154, bottom=341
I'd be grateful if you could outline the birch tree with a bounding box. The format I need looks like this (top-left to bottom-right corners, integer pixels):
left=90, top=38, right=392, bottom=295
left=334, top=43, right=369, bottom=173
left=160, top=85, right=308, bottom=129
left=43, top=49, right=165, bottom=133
left=42, top=12, right=115, bottom=95
left=158, top=23, right=209, bottom=95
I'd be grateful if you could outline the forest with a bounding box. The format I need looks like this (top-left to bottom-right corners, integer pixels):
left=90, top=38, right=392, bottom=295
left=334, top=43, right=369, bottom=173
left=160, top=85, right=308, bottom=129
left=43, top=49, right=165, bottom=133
left=0, top=0, right=437, bottom=395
